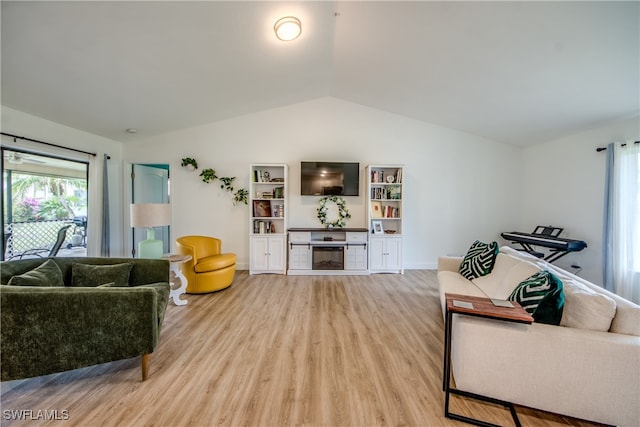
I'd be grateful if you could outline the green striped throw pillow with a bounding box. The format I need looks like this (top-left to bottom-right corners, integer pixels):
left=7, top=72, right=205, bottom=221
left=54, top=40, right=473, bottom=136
left=459, top=240, right=499, bottom=280
left=508, top=270, right=564, bottom=325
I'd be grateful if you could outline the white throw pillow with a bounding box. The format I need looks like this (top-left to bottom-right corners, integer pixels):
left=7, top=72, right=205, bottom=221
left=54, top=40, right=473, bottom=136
left=561, top=279, right=617, bottom=332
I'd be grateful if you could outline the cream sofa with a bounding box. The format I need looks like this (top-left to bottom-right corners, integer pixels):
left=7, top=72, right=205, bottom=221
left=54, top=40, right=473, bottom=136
left=438, top=246, right=640, bottom=427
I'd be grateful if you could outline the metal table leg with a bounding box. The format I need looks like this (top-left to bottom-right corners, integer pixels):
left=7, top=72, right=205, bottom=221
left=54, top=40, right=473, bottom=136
left=443, top=310, right=522, bottom=427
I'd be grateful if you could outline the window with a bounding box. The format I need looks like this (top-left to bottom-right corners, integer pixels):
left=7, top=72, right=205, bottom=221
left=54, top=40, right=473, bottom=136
left=2, top=149, right=88, bottom=260
left=604, top=142, right=640, bottom=303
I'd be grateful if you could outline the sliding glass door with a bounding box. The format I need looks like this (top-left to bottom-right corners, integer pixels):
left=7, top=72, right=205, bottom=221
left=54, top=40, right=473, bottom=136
left=2, top=148, right=89, bottom=260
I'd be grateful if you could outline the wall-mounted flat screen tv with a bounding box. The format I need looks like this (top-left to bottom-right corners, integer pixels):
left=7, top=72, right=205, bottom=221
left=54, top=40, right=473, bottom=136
left=300, top=162, right=360, bottom=196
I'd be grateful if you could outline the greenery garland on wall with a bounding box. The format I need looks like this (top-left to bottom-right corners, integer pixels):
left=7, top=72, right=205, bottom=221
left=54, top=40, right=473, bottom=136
left=181, top=157, right=248, bottom=205
left=317, top=195, right=351, bottom=228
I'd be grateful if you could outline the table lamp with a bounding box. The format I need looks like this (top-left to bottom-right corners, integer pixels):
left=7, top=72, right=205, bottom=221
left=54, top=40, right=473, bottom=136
left=130, top=203, right=171, bottom=258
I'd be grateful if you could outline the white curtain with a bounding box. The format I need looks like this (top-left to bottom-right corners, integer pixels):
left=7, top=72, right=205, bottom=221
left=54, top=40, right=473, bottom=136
left=606, top=142, right=640, bottom=303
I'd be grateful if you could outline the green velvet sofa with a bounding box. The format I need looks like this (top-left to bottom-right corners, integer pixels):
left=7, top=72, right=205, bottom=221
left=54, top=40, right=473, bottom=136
left=0, top=257, right=170, bottom=382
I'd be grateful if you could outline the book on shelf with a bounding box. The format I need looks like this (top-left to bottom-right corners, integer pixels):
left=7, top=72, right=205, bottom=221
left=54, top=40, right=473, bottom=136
left=254, top=220, right=276, bottom=234
left=371, top=168, right=402, bottom=184
left=271, top=204, right=284, bottom=218
left=383, top=205, right=399, bottom=218
left=371, top=187, right=384, bottom=200
left=372, top=170, right=389, bottom=183
left=395, top=169, right=402, bottom=183
left=370, top=187, right=402, bottom=200
left=371, top=201, right=383, bottom=218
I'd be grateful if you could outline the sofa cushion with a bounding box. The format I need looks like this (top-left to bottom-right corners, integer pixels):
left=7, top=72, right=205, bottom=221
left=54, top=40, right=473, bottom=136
left=71, top=262, right=133, bottom=287
left=508, top=270, right=564, bottom=325
left=472, top=253, right=521, bottom=296
left=608, top=294, right=640, bottom=336
left=438, top=271, right=487, bottom=298
left=560, top=279, right=617, bottom=332
left=7, top=259, right=64, bottom=287
left=459, top=240, right=499, bottom=280
left=472, top=254, right=541, bottom=299
left=498, top=259, right=542, bottom=298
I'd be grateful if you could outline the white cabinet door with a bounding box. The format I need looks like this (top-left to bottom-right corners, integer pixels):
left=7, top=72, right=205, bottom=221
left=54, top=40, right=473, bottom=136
left=267, top=235, right=286, bottom=272
left=289, top=243, right=312, bottom=270
left=345, top=245, right=367, bottom=270
left=250, top=235, right=286, bottom=273
left=368, top=237, right=386, bottom=271
left=369, top=236, right=402, bottom=273
left=250, top=236, right=270, bottom=272
left=384, top=237, right=403, bottom=271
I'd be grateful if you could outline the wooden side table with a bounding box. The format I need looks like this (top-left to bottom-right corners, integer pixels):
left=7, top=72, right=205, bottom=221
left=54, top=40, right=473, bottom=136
left=163, top=254, right=192, bottom=306
left=443, top=293, right=533, bottom=427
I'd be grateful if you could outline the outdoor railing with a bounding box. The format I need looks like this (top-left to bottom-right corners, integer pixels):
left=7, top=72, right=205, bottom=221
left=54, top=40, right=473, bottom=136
left=4, top=220, right=75, bottom=259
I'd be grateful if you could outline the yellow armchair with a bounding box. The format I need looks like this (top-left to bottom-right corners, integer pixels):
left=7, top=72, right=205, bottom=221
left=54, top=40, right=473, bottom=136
left=175, top=236, right=236, bottom=293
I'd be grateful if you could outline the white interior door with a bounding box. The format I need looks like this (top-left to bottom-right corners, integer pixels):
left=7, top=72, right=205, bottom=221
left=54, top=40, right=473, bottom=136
left=132, top=164, right=170, bottom=256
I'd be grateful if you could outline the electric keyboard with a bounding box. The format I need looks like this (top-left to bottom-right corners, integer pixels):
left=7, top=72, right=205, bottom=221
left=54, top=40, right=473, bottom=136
left=501, top=226, right=587, bottom=263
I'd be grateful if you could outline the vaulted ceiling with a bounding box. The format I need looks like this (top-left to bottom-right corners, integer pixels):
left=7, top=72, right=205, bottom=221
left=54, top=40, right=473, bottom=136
left=1, top=1, right=638, bottom=146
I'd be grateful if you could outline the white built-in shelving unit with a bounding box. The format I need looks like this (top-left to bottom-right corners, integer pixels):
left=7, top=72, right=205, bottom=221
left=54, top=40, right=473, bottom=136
left=366, top=165, right=404, bottom=274
left=249, top=164, right=288, bottom=274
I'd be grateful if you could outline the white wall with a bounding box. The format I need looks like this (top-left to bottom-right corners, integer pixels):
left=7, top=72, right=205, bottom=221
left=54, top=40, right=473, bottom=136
left=5, top=100, right=635, bottom=278
left=1, top=106, right=125, bottom=256
left=521, top=116, right=640, bottom=285
left=4, top=101, right=636, bottom=280
left=125, top=97, right=523, bottom=269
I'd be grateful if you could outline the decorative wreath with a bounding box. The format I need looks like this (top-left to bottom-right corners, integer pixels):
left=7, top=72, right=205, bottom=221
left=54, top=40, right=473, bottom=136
left=317, top=195, right=351, bottom=228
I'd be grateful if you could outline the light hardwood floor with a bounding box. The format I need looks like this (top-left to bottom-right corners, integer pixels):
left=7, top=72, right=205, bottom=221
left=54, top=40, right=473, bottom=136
left=1, top=271, right=605, bottom=427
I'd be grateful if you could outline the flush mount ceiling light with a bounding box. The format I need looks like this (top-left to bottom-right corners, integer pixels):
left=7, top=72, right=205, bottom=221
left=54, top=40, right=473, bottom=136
left=274, top=16, right=301, bottom=41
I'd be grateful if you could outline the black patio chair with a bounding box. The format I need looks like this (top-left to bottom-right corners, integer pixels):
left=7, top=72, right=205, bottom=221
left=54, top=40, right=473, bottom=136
left=8, top=225, right=72, bottom=260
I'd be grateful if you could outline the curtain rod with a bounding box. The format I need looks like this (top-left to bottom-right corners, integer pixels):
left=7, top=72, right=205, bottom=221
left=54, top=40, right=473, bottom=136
left=596, top=140, right=640, bottom=152
left=1, top=132, right=99, bottom=157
